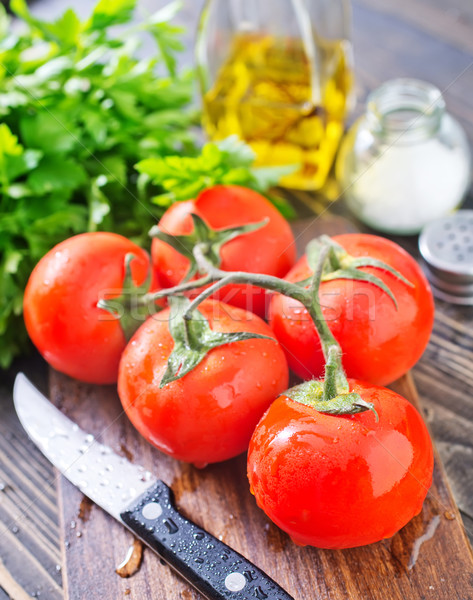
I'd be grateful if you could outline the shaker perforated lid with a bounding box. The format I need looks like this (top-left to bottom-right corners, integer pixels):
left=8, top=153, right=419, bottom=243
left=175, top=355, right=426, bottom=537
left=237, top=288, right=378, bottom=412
left=419, top=210, right=473, bottom=305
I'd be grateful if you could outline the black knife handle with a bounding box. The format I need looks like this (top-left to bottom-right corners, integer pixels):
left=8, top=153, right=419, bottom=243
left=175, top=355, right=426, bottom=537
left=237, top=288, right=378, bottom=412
left=121, top=480, right=294, bottom=600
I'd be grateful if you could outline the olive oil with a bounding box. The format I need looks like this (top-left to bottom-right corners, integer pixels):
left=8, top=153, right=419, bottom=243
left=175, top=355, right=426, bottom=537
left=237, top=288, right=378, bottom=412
left=202, top=34, right=353, bottom=190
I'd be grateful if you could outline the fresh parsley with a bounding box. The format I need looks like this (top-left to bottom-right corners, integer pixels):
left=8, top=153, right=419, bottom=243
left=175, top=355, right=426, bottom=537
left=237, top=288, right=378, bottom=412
left=136, top=136, right=297, bottom=217
left=0, top=0, right=196, bottom=368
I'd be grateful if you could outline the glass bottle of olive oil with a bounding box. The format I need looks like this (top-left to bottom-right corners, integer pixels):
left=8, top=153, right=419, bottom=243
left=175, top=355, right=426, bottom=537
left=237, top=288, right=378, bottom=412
left=196, top=0, right=354, bottom=191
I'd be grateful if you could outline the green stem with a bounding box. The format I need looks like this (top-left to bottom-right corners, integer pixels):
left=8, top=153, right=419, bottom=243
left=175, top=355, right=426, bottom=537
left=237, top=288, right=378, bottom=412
left=188, top=242, right=349, bottom=400
left=148, top=240, right=349, bottom=401
left=140, top=272, right=213, bottom=311
left=183, top=244, right=311, bottom=319
left=322, top=346, right=338, bottom=400
left=307, top=245, right=341, bottom=354
left=305, top=246, right=349, bottom=398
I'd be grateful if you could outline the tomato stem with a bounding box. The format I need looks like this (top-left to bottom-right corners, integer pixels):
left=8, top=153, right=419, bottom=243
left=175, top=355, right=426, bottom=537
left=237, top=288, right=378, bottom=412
left=145, top=234, right=376, bottom=414
left=304, top=245, right=350, bottom=400
left=148, top=239, right=350, bottom=401
left=141, top=273, right=213, bottom=309
left=185, top=241, right=351, bottom=401
left=181, top=244, right=310, bottom=319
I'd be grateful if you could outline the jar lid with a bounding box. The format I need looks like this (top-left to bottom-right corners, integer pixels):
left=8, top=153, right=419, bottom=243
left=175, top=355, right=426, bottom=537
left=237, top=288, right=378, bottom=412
left=419, top=210, right=473, bottom=304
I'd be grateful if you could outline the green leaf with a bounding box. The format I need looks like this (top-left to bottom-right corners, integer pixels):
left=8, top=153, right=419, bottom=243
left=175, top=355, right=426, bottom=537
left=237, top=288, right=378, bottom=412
left=213, top=136, right=255, bottom=167
left=160, top=296, right=274, bottom=387
left=10, top=0, right=62, bottom=42
left=108, top=89, right=140, bottom=120
left=10, top=0, right=30, bottom=20
left=0, top=124, right=22, bottom=156
left=100, top=155, right=127, bottom=185
left=20, top=112, right=79, bottom=155
left=146, top=2, right=184, bottom=76
left=47, top=9, right=81, bottom=46
left=137, top=136, right=295, bottom=212
left=6, top=149, right=42, bottom=182
left=0, top=5, right=10, bottom=38
left=27, top=156, right=87, bottom=194
left=88, top=0, right=136, bottom=30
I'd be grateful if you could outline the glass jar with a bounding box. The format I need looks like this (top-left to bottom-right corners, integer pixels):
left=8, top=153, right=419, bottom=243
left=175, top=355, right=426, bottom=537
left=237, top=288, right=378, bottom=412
left=336, top=78, right=471, bottom=235
left=196, top=0, right=354, bottom=191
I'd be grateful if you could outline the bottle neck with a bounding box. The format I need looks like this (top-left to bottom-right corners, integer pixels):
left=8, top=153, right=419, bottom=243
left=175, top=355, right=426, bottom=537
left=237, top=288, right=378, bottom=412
left=366, top=78, right=445, bottom=144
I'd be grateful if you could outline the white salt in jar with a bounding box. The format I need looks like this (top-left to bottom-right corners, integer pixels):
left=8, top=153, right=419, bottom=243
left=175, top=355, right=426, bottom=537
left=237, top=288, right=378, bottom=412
left=336, top=79, right=471, bottom=235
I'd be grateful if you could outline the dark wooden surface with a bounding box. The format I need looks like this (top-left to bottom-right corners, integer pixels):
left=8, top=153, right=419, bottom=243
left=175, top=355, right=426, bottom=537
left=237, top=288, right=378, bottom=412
left=50, top=354, right=473, bottom=600
left=1, top=0, right=473, bottom=598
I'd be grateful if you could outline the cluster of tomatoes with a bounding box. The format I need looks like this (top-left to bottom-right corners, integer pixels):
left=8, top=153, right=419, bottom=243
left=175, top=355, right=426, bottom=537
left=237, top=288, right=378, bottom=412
left=24, top=184, right=435, bottom=549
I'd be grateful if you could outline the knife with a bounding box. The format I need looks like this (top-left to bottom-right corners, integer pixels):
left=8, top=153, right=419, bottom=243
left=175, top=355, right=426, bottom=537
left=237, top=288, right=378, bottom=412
left=13, top=373, right=293, bottom=600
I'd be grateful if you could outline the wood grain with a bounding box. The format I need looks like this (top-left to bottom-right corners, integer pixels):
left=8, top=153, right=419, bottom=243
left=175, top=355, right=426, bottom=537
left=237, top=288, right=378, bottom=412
left=49, top=370, right=473, bottom=600
left=0, top=360, right=63, bottom=600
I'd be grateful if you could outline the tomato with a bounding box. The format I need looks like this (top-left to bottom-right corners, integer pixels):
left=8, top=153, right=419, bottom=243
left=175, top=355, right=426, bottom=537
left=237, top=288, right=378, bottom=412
left=117, top=299, right=289, bottom=466
left=151, top=185, right=296, bottom=317
left=24, top=232, right=154, bottom=384
left=247, top=380, right=434, bottom=549
left=269, top=234, right=434, bottom=386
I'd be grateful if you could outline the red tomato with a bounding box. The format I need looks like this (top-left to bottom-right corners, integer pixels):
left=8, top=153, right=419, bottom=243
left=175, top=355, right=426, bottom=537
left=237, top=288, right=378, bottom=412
left=152, top=185, right=296, bottom=317
left=118, top=300, right=289, bottom=467
left=269, top=234, right=434, bottom=386
left=247, top=380, right=434, bottom=549
left=24, top=232, right=154, bottom=384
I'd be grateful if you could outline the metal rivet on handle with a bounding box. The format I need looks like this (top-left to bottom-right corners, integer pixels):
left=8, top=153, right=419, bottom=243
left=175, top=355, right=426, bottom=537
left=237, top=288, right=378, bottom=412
left=142, top=502, right=163, bottom=520
left=419, top=210, right=473, bottom=305
left=224, top=572, right=246, bottom=592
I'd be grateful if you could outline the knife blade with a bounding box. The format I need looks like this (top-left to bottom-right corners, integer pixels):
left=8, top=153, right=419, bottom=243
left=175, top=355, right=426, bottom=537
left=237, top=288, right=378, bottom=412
left=13, top=373, right=294, bottom=600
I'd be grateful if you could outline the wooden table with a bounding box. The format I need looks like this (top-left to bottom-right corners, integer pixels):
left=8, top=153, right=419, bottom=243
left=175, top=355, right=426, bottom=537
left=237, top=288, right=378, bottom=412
left=1, top=0, right=472, bottom=598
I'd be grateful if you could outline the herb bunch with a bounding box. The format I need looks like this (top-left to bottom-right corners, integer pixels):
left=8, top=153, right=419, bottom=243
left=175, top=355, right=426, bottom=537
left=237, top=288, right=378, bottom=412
left=0, top=0, right=197, bottom=368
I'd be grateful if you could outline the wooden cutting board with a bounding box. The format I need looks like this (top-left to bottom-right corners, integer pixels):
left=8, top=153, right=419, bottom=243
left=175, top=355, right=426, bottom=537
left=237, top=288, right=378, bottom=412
left=50, top=372, right=473, bottom=600
left=50, top=216, right=473, bottom=600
